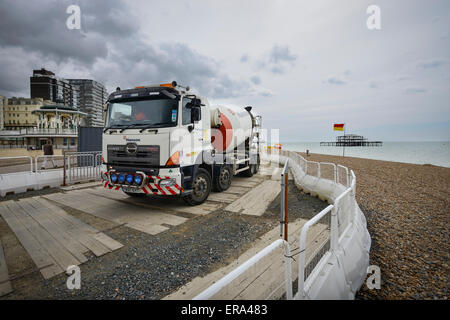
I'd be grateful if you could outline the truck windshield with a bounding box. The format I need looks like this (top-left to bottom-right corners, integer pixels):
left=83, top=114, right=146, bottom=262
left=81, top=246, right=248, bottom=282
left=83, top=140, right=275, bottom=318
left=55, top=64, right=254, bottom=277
left=105, top=98, right=178, bottom=128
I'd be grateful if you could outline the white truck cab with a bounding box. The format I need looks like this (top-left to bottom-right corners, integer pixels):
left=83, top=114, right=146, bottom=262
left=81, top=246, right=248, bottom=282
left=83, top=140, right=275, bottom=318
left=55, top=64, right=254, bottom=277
left=101, top=81, right=261, bottom=205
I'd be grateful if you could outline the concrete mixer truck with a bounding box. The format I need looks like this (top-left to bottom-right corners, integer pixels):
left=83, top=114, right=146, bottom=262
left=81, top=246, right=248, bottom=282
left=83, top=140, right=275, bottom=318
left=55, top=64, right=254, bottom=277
left=101, top=81, right=262, bottom=205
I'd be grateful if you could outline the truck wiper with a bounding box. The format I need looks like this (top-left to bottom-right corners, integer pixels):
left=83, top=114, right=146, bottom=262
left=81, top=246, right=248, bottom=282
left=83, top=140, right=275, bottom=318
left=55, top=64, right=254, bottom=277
left=119, top=123, right=145, bottom=133
left=103, top=125, right=125, bottom=133
left=138, top=123, right=171, bottom=132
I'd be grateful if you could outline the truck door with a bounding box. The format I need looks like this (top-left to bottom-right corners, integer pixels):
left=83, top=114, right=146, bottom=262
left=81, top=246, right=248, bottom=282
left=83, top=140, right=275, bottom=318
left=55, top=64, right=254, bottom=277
left=180, top=97, right=203, bottom=166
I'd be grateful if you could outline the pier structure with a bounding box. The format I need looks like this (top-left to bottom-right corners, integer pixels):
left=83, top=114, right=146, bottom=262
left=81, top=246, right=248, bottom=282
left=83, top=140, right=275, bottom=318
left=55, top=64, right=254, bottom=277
left=320, top=134, right=382, bottom=147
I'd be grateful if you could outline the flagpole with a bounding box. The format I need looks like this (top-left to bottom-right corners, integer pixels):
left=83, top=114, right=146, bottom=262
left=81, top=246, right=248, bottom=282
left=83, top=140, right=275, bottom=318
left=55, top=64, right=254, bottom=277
left=343, top=123, right=345, bottom=157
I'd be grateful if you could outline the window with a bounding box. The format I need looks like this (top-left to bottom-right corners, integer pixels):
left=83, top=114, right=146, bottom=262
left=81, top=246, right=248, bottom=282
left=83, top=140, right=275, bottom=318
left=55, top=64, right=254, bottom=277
left=182, top=98, right=192, bottom=125
left=63, top=138, right=68, bottom=146
left=106, top=98, right=178, bottom=128
left=70, top=138, right=75, bottom=146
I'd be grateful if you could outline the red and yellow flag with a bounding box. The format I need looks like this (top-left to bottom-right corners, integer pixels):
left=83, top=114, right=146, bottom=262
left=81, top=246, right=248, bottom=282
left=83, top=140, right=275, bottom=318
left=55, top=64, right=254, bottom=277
left=333, top=123, right=344, bottom=131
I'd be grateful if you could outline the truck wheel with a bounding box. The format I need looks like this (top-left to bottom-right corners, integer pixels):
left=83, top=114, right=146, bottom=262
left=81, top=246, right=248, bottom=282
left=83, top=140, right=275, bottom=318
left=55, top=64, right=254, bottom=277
left=213, top=165, right=232, bottom=192
left=183, top=168, right=211, bottom=205
left=240, top=161, right=254, bottom=177
left=251, top=163, right=259, bottom=175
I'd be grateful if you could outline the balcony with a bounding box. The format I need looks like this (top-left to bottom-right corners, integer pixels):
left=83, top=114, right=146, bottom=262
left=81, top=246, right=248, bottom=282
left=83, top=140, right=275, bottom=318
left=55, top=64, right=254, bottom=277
left=19, top=128, right=78, bottom=136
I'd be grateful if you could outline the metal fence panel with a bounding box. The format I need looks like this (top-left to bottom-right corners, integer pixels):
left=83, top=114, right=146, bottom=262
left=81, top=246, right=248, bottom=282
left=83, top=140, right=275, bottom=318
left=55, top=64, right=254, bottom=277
left=78, top=127, right=103, bottom=153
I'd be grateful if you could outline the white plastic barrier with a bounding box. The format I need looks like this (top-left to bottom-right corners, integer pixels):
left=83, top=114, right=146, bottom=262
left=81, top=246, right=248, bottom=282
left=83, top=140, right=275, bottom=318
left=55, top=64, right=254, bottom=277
left=0, top=152, right=102, bottom=197
left=0, top=172, right=38, bottom=197
left=264, top=150, right=371, bottom=299
left=195, top=150, right=371, bottom=300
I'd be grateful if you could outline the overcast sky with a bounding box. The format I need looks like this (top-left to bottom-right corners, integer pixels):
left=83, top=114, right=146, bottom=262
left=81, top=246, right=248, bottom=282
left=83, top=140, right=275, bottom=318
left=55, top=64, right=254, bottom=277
left=0, top=0, right=449, bottom=141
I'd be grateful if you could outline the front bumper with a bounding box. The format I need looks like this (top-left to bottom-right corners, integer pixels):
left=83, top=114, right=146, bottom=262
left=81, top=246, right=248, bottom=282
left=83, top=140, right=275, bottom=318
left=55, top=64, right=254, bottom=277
left=102, top=168, right=183, bottom=196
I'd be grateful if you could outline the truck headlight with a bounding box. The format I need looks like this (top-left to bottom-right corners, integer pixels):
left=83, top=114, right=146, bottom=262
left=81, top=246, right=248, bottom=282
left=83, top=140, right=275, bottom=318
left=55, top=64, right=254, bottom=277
left=134, top=175, right=143, bottom=185
left=126, top=174, right=134, bottom=184
left=159, top=178, right=176, bottom=187
left=111, top=173, right=118, bottom=183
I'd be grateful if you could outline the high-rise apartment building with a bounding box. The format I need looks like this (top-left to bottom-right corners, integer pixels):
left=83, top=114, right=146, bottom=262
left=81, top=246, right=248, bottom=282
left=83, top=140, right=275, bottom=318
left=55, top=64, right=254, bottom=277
left=68, top=79, right=108, bottom=127
left=30, top=68, right=77, bottom=108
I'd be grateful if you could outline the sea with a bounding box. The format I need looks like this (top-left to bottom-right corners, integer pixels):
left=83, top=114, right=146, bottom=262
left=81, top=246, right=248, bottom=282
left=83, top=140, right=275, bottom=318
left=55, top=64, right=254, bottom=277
left=280, top=141, right=450, bottom=168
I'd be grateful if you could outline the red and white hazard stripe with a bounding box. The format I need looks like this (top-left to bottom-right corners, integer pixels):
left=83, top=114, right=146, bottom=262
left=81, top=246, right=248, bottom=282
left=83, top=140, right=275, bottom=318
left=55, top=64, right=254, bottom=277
left=103, top=174, right=182, bottom=195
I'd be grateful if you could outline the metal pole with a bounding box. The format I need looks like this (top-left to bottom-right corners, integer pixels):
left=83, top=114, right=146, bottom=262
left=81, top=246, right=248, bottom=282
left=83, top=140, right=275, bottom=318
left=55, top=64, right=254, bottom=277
left=280, top=170, right=285, bottom=238
left=343, top=124, right=346, bottom=157
left=284, top=171, right=289, bottom=242
left=280, top=159, right=289, bottom=239
left=62, top=150, right=66, bottom=186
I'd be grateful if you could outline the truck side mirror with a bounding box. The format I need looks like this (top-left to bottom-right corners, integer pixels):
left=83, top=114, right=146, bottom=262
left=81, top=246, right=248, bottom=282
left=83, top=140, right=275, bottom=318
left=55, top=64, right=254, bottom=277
left=191, top=107, right=201, bottom=123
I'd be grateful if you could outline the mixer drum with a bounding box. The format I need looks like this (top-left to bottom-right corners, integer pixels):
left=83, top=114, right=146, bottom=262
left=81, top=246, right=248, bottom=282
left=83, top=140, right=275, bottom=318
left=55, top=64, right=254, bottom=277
left=210, top=105, right=253, bottom=153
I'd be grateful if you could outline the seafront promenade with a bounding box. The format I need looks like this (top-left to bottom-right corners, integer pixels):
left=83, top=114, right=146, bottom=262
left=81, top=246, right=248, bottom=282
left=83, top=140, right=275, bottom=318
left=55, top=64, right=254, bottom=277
left=296, top=152, right=449, bottom=299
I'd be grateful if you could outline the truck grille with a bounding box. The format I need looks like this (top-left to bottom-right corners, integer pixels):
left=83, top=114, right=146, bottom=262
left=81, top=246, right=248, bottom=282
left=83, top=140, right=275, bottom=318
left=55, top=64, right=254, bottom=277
left=107, top=144, right=160, bottom=169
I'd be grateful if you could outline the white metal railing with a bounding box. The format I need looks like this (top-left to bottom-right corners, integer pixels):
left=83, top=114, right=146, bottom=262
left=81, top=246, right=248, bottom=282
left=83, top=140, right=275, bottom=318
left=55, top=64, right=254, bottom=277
left=64, top=151, right=102, bottom=184
left=35, top=155, right=65, bottom=173
left=193, top=239, right=293, bottom=300
left=0, top=156, right=34, bottom=174
left=297, top=204, right=334, bottom=299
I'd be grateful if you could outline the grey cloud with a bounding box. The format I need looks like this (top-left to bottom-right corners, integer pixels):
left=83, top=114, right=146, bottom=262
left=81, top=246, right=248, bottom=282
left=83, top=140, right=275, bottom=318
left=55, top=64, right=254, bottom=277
left=250, top=75, right=261, bottom=85
left=417, top=59, right=446, bottom=69
left=269, top=45, right=297, bottom=64
left=0, top=0, right=135, bottom=64
left=326, top=76, right=347, bottom=85
left=240, top=54, right=249, bottom=63
left=0, top=0, right=253, bottom=99
left=405, top=87, right=427, bottom=93
left=257, top=45, right=297, bottom=74
left=369, top=81, right=380, bottom=89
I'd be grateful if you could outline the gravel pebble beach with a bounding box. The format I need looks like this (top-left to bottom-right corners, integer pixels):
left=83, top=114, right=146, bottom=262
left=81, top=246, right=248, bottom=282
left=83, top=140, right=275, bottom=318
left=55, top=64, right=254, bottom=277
left=296, top=152, right=450, bottom=300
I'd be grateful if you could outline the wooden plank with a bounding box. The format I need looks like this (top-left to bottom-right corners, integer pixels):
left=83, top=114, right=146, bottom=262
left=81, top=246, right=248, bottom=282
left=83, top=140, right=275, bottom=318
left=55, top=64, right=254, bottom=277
left=223, top=186, right=252, bottom=195
left=30, top=197, right=121, bottom=255
left=30, top=197, right=98, bottom=234
left=230, top=180, right=260, bottom=188
left=225, top=180, right=280, bottom=216
left=167, top=201, right=221, bottom=215
left=30, top=198, right=111, bottom=257
left=5, top=201, right=81, bottom=271
left=0, top=202, right=62, bottom=279
left=124, top=221, right=169, bottom=235
left=207, top=192, right=240, bottom=203
left=17, top=199, right=88, bottom=263
left=0, top=240, right=13, bottom=297
left=91, top=233, right=123, bottom=251
left=90, top=187, right=219, bottom=216
left=48, top=190, right=187, bottom=235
